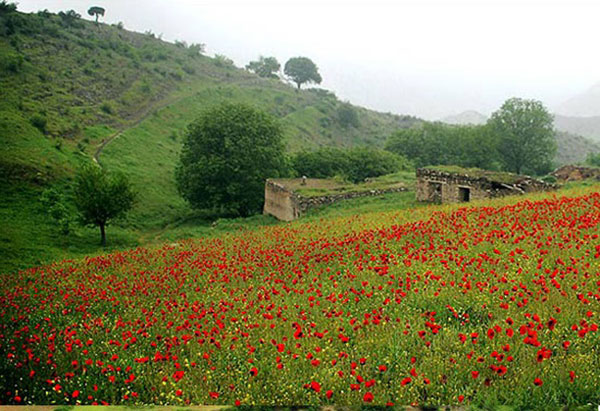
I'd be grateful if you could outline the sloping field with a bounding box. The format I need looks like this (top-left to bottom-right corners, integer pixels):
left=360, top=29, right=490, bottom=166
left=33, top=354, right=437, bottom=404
left=1, top=187, right=600, bottom=408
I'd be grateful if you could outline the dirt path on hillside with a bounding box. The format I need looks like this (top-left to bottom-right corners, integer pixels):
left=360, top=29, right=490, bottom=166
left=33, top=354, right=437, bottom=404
left=92, top=95, right=183, bottom=167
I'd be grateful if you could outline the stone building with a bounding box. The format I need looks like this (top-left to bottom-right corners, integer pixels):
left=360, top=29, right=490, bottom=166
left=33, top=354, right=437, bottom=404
left=416, top=167, right=554, bottom=204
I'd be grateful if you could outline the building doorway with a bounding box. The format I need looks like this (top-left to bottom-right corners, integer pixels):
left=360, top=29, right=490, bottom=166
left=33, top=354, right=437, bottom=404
left=458, top=187, right=470, bottom=202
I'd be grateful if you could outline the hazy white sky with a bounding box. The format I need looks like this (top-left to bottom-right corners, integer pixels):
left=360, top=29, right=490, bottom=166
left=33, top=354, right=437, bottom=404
left=16, top=0, right=600, bottom=119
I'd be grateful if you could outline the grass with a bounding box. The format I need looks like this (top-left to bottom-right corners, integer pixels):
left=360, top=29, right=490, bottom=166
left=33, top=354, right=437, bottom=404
left=281, top=171, right=415, bottom=198
left=0, top=8, right=421, bottom=273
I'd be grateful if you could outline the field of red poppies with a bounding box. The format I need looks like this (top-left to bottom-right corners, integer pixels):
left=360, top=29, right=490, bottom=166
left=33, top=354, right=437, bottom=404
left=1, top=189, right=600, bottom=407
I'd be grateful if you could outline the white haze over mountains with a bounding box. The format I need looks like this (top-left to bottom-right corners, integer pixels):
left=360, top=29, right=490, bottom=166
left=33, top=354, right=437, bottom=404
left=15, top=0, right=600, bottom=120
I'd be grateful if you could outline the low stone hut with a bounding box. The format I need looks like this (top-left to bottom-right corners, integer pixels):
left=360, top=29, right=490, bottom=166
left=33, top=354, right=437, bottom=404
left=416, top=167, right=555, bottom=204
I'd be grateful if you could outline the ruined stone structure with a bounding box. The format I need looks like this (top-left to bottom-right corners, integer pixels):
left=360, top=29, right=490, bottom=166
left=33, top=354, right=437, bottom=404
left=416, top=168, right=554, bottom=204
left=551, top=165, right=600, bottom=182
left=264, top=179, right=407, bottom=221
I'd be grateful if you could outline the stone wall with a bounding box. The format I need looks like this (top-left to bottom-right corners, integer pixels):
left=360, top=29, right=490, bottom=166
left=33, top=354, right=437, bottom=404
left=416, top=168, right=555, bottom=204
left=263, top=179, right=407, bottom=221
left=263, top=180, right=300, bottom=221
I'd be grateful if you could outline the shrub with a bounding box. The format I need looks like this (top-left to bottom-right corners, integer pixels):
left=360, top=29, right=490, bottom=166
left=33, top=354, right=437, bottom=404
left=30, top=114, right=47, bottom=134
left=336, top=103, right=360, bottom=128
left=586, top=152, right=600, bottom=167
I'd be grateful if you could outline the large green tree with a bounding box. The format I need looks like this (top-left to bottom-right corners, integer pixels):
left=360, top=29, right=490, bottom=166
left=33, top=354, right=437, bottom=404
left=488, top=97, right=556, bottom=174
left=176, top=102, right=287, bottom=216
left=246, top=56, right=280, bottom=78
left=73, top=164, right=136, bottom=246
left=284, top=57, right=322, bottom=89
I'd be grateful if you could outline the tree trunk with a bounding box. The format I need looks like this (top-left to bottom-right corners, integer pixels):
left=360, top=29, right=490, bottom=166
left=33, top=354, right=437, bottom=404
left=100, top=222, right=106, bottom=247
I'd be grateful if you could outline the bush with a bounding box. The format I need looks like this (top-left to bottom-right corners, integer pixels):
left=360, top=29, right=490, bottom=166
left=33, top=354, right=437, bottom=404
left=176, top=102, right=287, bottom=217
left=40, top=188, right=72, bottom=235
left=213, top=54, right=234, bottom=68
left=30, top=114, right=47, bottom=133
left=337, top=103, right=360, bottom=128
left=586, top=152, right=600, bottom=167
left=291, top=147, right=410, bottom=183
left=100, top=101, right=115, bottom=115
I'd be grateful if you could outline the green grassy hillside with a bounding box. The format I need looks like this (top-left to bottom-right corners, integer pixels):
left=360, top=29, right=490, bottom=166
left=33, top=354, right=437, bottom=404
left=0, top=7, right=418, bottom=272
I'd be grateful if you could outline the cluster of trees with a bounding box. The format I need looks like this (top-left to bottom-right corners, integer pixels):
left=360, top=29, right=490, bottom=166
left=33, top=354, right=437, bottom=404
left=386, top=98, right=556, bottom=175
left=246, top=55, right=322, bottom=90
left=290, top=147, right=409, bottom=183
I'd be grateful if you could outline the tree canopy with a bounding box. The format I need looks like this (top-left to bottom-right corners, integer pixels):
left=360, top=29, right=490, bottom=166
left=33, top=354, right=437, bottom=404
left=290, top=147, right=410, bottom=183
left=488, top=97, right=556, bottom=174
left=284, top=57, right=322, bottom=89
left=385, top=122, right=499, bottom=170
left=246, top=56, right=280, bottom=79
left=73, top=164, right=136, bottom=246
left=176, top=102, right=287, bottom=217
left=87, top=6, right=105, bottom=24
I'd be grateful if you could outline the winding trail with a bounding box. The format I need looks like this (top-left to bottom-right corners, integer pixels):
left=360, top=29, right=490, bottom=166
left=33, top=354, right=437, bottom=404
left=92, top=96, right=182, bottom=167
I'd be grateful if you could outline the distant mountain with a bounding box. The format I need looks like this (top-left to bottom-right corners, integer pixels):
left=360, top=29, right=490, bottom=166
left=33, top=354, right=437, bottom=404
left=554, top=114, right=600, bottom=142
left=554, top=130, right=600, bottom=165
left=441, top=110, right=488, bottom=125
left=556, top=82, right=600, bottom=117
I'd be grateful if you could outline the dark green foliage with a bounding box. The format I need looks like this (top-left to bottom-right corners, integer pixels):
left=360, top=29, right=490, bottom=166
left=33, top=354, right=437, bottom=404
left=176, top=103, right=287, bottom=217
left=586, top=152, right=600, bottom=167
left=73, top=164, right=136, bottom=246
left=337, top=103, right=360, bottom=128
left=58, top=10, right=83, bottom=28
left=284, top=57, right=322, bottom=89
left=29, top=114, right=47, bottom=134
left=385, top=122, right=499, bottom=170
left=87, top=6, right=105, bottom=24
left=40, top=188, right=72, bottom=235
left=0, top=1, right=16, bottom=15
left=291, top=147, right=409, bottom=183
left=344, top=148, right=408, bottom=183
left=246, top=56, right=280, bottom=79
left=213, top=54, right=234, bottom=68
left=290, top=148, right=350, bottom=179
left=489, top=97, right=556, bottom=175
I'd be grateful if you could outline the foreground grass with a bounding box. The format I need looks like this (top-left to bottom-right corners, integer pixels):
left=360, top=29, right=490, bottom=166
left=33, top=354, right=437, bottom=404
left=2, top=185, right=599, bottom=408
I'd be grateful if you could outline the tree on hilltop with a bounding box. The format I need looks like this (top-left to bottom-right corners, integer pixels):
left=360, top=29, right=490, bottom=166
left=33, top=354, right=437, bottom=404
left=246, top=56, right=281, bottom=79
left=87, top=6, right=105, bottom=25
left=488, top=97, right=555, bottom=175
left=284, top=57, right=322, bottom=89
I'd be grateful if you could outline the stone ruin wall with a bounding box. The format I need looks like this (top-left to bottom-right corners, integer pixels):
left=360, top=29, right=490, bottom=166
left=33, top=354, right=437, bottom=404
left=264, top=179, right=407, bottom=221
left=263, top=180, right=300, bottom=221
left=551, top=165, right=600, bottom=181
left=416, top=168, right=555, bottom=204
